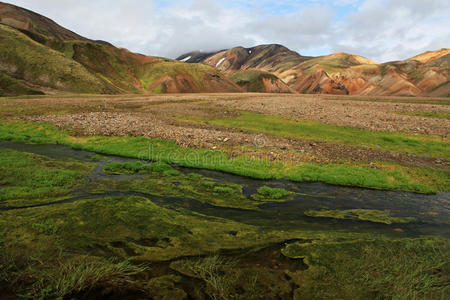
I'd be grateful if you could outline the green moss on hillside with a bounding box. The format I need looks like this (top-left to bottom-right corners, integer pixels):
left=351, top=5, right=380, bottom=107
left=229, top=69, right=278, bottom=92
left=0, top=24, right=111, bottom=94
left=138, top=61, right=223, bottom=92
left=0, top=72, right=43, bottom=96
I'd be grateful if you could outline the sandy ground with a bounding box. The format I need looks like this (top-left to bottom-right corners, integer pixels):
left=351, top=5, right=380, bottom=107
left=2, top=93, right=448, bottom=168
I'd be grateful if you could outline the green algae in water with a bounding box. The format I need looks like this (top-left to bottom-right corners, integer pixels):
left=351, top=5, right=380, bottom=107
left=252, top=186, right=295, bottom=202
left=103, top=161, right=175, bottom=175
left=281, top=238, right=450, bottom=299
left=0, top=120, right=445, bottom=193
left=89, top=154, right=108, bottom=161
left=0, top=195, right=306, bottom=262
left=0, top=148, right=94, bottom=207
left=304, top=209, right=416, bottom=224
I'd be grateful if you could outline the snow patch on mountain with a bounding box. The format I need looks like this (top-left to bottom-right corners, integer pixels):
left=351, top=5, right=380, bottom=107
left=216, top=57, right=226, bottom=67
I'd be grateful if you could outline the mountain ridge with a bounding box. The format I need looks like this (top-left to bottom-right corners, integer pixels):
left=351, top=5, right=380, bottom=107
left=0, top=2, right=242, bottom=96
left=0, top=2, right=448, bottom=97
left=178, top=45, right=449, bottom=96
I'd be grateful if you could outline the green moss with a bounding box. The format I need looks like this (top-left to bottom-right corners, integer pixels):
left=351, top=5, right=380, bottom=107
left=0, top=148, right=93, bottom=207
left=252, top=186, right=294, bottom=202
left=199, top=112, right=449, bottom=159
left=103, top=161, right=175, bottom=175
left=0, top=72, right=44, bottom=97
left=22, top=257, right=148, bottom=299
left=0, top=24, right=109, bottom=94
left=213, top=186, right=235, bottom=194
left=0, top=195, right=301, bottom=262
left=229, top=69, right=279, bottom=92
left=282, top=238, right=450, bottom=299
left=287, top=163, right=439, bottom=194
left=202, top=181, right=216, bottom=188
left=89, top=154, right=108, bottom=161
left=32, top=220, right=59, bottom=235
left=137, top=60, right=221, bottom=91
left=172, top=255, right=238, bottom=299
left=395, top=111, right=450, bottom=119
left=147, top=275, right=187, bottom=299
left=304, top=209, right=415, bottom=224
left=0, top=120, right=446, bottom=193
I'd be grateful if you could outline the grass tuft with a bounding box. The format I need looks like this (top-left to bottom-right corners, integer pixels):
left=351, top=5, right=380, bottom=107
left=27, top=258, right=148, bottom=299
left=252, top=186, right=294, bottom=202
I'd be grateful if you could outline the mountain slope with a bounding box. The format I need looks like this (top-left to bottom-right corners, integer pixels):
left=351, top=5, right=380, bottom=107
left=0, top=2, right=241, bottom=96
left=0, top=24, right=113, bottom=94
left=229, top=69, right=292, bottom=93
left=0, top=2, right=88, bottom=41
left=179, top=46, right=450, bottom=97
left=178, top=44, right=311, bottom=74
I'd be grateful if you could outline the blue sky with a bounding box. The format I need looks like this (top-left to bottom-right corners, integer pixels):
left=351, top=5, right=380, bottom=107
left=6, top=0, right=450, bottom=62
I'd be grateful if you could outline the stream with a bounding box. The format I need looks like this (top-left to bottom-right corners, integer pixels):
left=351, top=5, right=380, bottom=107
left=1, top=140, right=449, bottom=239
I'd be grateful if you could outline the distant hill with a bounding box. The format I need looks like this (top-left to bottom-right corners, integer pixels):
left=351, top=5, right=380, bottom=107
left=0, top=2, right=241, bottom=96
left=178, top=46, right=450, bottom=97
left=229, top=69, right=292, bottom=93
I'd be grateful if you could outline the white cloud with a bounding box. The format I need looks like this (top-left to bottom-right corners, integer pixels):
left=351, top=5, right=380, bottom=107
left=4, top=0, right=450, bottom=62
left=335, top=0, right=450, bottom=61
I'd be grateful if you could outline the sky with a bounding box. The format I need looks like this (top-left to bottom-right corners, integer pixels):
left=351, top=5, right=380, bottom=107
left=5, top=0, right=450, bottom=62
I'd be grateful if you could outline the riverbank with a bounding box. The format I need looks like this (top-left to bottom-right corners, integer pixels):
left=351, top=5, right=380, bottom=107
left=0, top=141, right=449, bottom=299
left=1, top=93, right=448, bottom=193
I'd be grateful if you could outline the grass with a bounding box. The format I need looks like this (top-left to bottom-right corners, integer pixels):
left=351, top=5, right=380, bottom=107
left=0, top=73, right=43, bottom=97
left=89, top=154, right=108, bottom=161
left=229, top=69, right=279, bottom=92
left=103, top=161, right=175, bottom=175
left=137, top=60, right=224, bottom=92
left=0, top=194, right=305, bottom=263
left=199, top=112, right=449, bottom=159
left=252, top=186, right=294, bottom=202
left=26, top=258, right=148, bottom=299
left=395, top=111, right=450, bottom=119
left=0, top=120, right=447, bottom=193
left=0, top=146, right=448, bottom=298
left=282, top=238, right=450, bottom=299
left=304, top=209, right=415, bottom=225
left=0, top=148, right=93, bottom=206
left=0, top=24, right=109, bottom=94
left=32, top=220, right=59, bottom=235
left=213, top=186, right=236, bottom=194
left=0, top=24, right=234, bottom=97
left=175, top=255, right=237, bottom=300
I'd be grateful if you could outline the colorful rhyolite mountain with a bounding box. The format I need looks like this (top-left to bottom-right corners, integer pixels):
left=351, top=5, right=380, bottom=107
left=0, top=2, right=241, bottom=96
left=0, top=2, right=448, bottom=96
left=178, top=46, right=450, bottom=96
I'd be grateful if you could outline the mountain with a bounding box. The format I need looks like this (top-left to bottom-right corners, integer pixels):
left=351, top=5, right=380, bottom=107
left=1, top=2, right=447, bottom=97
left=178, top=44, right=308, bottom=93
left=0, top=2, right=88, bottom=41
left=0, top=2, right=241, bottom=96
left=178, top=46, right=450, bottom=97
left=229, top=69, right=293, bottom=93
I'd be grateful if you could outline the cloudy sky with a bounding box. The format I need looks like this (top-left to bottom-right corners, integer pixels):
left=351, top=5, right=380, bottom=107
left=6, top=0, right=450, bottom=62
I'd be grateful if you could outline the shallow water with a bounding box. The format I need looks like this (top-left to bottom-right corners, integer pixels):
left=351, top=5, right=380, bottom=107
left=1, top=140, right=449, bottom=238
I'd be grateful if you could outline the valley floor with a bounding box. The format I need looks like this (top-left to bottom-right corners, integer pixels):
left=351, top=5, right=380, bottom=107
left=1, top=93, right=448, bottom=192
left=0, top=93, right=449, bottom=299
